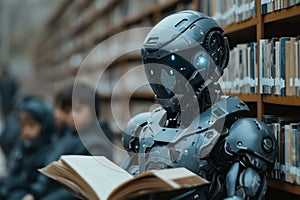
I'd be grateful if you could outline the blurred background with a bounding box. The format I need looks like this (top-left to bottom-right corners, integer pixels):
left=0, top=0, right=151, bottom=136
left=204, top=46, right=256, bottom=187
left=0, top=0, right=57, bottom=92
left=0, top=0, right=201, bottom=138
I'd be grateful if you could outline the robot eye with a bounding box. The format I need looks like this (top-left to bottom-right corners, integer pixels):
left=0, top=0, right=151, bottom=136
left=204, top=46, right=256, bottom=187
left=195, top=53, right=208, bottom=68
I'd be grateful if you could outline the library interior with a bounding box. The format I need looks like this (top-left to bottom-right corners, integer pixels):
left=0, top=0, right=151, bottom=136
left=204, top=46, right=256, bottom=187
left=0, top=0, right=300, bottom=199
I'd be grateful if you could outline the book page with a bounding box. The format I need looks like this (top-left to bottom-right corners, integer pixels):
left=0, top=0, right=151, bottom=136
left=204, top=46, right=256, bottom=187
left=60, top=155, right=133, bottom=200
left=108, top=167, right=209, bottom=200
left=151, top=167, right=209, bottom=188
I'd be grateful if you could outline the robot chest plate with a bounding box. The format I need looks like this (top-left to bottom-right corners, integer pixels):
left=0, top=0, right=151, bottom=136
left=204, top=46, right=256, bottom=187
left=137, top=125, right=219, bottom=174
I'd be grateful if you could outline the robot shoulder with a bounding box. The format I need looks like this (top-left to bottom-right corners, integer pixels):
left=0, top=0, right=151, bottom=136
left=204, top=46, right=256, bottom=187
left=225, top=118, right=278, bottom=167
left=122, top=112, right=151, bottom=152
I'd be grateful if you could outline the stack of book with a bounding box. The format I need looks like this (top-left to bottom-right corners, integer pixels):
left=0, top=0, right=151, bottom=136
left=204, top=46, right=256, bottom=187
left=222, top=42, right=258, bottom=94
left=259, top=37, right=300, bottom=96
left=261, top=0, right=300, bottom=14
left=263, top=115, right=300, bottom=185
left=199, top=0, right=255, bottom=27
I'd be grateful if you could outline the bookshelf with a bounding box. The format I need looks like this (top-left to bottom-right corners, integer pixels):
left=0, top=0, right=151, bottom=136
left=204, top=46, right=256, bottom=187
left=263, top=95, right=300, bottom=106
left=231, top=94, right=259, bottom=102
left=264, top=3, right=300, bottom=23
left=223, top=17, right=257, bottom=34
left=267, top=178, right=300, bottom=196
left=34, top=0, right=300, bottom=197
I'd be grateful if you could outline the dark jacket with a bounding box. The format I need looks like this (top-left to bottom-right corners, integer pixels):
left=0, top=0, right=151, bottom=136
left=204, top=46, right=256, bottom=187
left=0, top=93, right=36, bottom=157
left=0, top=137, right=51, bottom=199
left=0, top=98, right=54, bottom=200
left=27, top=126, right=89, bottom=199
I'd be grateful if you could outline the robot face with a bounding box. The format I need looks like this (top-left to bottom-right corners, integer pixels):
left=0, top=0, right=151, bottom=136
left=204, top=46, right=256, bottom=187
left=144, top=47, right=212, bottom=99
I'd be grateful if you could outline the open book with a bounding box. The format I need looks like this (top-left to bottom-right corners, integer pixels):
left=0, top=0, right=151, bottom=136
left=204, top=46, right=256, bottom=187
left=39, top=155, right=209, bottom=200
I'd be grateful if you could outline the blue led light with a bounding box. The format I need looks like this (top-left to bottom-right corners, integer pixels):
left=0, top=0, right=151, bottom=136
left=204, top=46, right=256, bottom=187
left=171, top=54, right=175, bottom=61
left=199, top=57, right=205, bottom=64
left=196, top=54, right=208, bottom=67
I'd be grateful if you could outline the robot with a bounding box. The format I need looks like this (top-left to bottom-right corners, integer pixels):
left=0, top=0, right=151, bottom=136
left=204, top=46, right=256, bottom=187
left=122, top=10, right=277, bottom=200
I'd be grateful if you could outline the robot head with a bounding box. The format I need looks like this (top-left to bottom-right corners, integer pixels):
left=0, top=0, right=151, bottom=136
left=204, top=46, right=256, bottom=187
left=142, top=10, right=229, bottom=114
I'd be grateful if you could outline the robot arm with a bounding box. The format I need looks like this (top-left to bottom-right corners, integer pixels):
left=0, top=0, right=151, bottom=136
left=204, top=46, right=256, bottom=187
left=224, top=162, right=267, bottom=200
left=223, top=118, right=277, bottom=200
left=122, top=112, right=150, bottom=175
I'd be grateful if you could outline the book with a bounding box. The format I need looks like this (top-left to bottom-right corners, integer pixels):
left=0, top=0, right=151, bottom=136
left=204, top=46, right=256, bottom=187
left=39, top=155, right=209, bottom=200
left=280, top=37, right=291, bottom=95
left=223, top=41, right=258, bottom=94
left=275, top=40, right=281, bottom=95
left=289, top=37, right=297, bottom=96
left=263, top=115, right=300, bottom=183
left=285, top=41, right=291, bottom=96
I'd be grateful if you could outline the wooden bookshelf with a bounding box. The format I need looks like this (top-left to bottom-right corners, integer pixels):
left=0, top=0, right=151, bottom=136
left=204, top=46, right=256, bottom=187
left=228, top=94, right=259, bottom=102
left=268, top=179, right=300, bottom=195
left=223, top=17, right=257, bottom=34
left=263, top=95, right=300, bottom=106
left=68, top=0, right=119, bottom=38
left=263, top=4, right=300, bottom=23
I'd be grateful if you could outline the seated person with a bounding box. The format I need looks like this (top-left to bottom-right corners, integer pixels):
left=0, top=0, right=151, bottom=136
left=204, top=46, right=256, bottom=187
left=64, top=83, right=113, bottom=160
left=20, top=87, right=90, bottom=200
left=0, top=93, right=36, bottom=159
left=0, top=98, right=54, bottom=200
left=22, top=83, right=113, bottom=200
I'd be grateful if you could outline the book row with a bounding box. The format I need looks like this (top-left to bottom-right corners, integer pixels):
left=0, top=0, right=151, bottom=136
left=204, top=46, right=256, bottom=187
left=199, top=0, right=255, bottom=27
left=222, top=37, right=300, bottom=96
left=260, top=37, right=300, bottom=96
left=263, top=115, right=300, bottom=185
left=223, top=42, right=258, bottom=94
left=261, top=0, right=300, bottom=14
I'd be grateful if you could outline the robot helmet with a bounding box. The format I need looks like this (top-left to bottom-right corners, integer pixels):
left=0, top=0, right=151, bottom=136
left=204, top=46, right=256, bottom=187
left=142, top=10, right=229, bottom=112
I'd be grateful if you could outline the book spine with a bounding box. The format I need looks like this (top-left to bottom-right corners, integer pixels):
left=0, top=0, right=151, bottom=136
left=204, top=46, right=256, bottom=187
left=280, top=120, right=286, bottom=181
left=290, top=38, right=297, bottom=96
left=260, top=40, right=265, bottom=94
left=284, top=124, right=291, bottom=183
left=270, top=38, right=276, bottom=94
left=254, top=43, right=258, bottom=93
left=291, top=123, right=298, bottom=183
left=275, top=41, right=281, bottom=95
left=275, top=123, right=282, bottom=180
left=250, top=42, right=255, bottom=93
left=285, top=41, right=291, bottom=96
left=297, top=123, right=300, bottom=184
left=280, top=37, right=291, bottom=95
left=273, top=122, right=281, bottom=180
left=266, top=41, right=272, bottom=94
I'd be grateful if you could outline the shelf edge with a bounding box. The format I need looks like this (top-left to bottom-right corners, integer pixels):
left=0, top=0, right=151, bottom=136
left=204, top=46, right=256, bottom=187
left=263, top=4, right=300, bottom=23
left=268, top=178, right=300, bottom=195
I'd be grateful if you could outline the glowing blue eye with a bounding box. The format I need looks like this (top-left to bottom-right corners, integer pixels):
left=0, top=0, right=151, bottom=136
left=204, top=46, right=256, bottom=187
left=196, top=54, right=208, bottom=67
left=171, top=54, right=176, bottom=61
left=199, top=57, right=205, bottom=63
